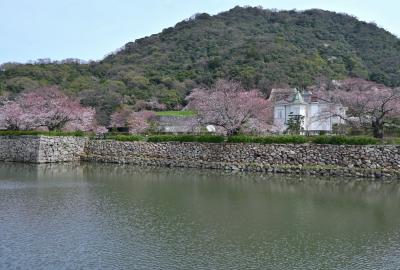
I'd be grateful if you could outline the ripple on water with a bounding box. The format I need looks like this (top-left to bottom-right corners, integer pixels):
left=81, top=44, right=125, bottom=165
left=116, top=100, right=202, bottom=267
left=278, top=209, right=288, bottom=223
left=1, top=163, right=400, bottom=269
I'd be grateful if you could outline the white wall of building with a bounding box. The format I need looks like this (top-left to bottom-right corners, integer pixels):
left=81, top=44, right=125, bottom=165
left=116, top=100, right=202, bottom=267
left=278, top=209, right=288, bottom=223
left=273, top=102, right=345, bottom=133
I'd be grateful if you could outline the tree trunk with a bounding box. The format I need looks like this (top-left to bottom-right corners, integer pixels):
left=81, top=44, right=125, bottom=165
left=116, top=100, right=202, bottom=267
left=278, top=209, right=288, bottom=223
left=226, top=128, right=240, bottom=136
left=372, top=119, right=384, bottom=139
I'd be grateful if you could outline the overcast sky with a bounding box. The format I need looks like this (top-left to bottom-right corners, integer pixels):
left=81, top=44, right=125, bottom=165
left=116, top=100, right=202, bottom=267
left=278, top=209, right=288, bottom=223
left=1, top=0, right=399, bottom=64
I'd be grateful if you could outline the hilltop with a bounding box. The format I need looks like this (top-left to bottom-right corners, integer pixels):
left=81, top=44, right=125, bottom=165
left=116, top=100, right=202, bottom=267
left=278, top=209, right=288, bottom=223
left=1, top=6, right=400, bottom=124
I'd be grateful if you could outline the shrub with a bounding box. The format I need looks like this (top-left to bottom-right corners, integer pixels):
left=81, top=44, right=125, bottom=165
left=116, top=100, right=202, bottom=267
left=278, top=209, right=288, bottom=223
left=227, top=135, right=308, bottom=144
left=147, top=134, right=224, bottom=143
left=381, top=137, right=400, bottom=145
left=195, top=135, right=225, bottom=143
left=1, top=130, right=384, bottom=146
left=311, top=135, right=379, bottom=145
left=147, top=135, right=185, bottom=142
left=109, top=134, right=145, bottom=142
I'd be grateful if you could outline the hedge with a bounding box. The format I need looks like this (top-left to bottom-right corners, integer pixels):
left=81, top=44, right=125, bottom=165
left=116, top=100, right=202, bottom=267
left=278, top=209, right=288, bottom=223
left=147, top=134, right=225, bottom=143
left=311, top=135, right=379, bottom=145
left=227, top=135, right=308, bottom=144
left=0, top=130, right=388, bottom=145
left=106, top=134, right=145, bottom=142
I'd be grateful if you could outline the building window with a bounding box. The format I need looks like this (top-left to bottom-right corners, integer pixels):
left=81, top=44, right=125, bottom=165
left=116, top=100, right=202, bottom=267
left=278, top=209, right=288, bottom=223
left=291, top=106, right=300, bottom=115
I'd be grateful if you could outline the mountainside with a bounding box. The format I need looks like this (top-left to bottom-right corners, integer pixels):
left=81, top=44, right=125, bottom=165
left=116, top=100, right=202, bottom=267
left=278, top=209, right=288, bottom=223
left=1, top=6, right=400, bottom=124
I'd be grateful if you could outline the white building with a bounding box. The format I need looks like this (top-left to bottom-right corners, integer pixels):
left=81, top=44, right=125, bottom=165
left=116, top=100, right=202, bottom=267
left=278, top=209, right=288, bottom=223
left=273, top=88, right=346, bottom=134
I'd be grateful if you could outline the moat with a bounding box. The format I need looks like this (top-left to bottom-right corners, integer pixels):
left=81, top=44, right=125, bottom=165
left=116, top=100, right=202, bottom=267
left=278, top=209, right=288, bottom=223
left=1, top=163, right=400, bottom=269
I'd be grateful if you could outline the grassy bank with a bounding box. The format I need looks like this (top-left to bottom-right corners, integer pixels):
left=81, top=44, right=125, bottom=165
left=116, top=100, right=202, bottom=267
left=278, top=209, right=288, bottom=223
left=104, top=134, right=385, bottom=145
left=1, top=131, right=398, bottom=145
left=155, top=111, right=196, bottom=117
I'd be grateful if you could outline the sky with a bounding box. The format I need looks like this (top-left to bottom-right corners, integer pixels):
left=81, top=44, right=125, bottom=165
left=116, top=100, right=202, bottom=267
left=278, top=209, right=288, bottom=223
left=1, top=0, right=399, bottom=64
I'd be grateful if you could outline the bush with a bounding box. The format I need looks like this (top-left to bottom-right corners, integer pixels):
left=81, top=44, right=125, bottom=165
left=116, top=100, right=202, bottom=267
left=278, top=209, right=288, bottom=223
left=227, top=135, right=308, bottom=144
left=107, top=134, right=145, bottom=142
left=381, top=137, right=400, bottom=145
left=195, top=135, right=225, bottom=143
left=147, top=135, right=188, bottom=142
left=311, top=135, right=379, bottom=145
left=1, top=130, right=384, bottom=146
left=147, top=134, right=225, bottom=143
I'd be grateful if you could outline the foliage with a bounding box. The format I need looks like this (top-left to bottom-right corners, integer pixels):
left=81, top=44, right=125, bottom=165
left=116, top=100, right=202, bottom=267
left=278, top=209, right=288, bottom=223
left=147, top=134, right=225, bottom=143
left=311, top=135, right=379, bottom=145
left=227, top=135, right=308, bottom=144
left=155, top=110, right=196, bottom=117
left=109, top=108, right=131, bottom=129
left=0, top=87, right=98, bottom=132
left=193, top=135, right=225, bottom=143
left=79, top=87, right=123, bottom=126
left=314, top=78, right=400, bottom=138
left=133, top=99, right=167, bottom=111
left=186, top=80, right=272, bottom=135
left=228, top=135, right=380, bottom=145
left=381, top=137, right=400, bottom=145
left=1, top=6, right=400, bottom=122
left=332, top=123, right=349, bottom=135
left=105, top=134, right=145, bottom=141
left=110, top=108, right=156, bottom=134
left=0, top=130, right=87, bottom=137
left=0, top=130, right=388, bottom=145
left=285, top=113, right=305, bottom=135
left=127, top=111, right=156, bottom=134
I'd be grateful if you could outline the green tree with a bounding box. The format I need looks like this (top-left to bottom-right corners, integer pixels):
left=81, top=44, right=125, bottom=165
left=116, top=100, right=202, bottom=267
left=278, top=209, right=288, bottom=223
left=286, top=113, right=305, bottom=135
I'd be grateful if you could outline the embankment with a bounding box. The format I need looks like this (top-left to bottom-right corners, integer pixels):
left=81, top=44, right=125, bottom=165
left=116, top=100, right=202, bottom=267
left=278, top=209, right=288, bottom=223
left=1, top=136, right=399, bottom=178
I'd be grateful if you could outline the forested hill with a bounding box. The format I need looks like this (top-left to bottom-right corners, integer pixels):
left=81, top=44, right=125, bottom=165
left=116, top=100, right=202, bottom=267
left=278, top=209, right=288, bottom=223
left=1, top=6, right=400, bottom=124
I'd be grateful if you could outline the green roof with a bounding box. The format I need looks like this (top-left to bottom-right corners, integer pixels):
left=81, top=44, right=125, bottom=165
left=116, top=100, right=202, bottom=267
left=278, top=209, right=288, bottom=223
left=292, top=89, right=306, bottom=104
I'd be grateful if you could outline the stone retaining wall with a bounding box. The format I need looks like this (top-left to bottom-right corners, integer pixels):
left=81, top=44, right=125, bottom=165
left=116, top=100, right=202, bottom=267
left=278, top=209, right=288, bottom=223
left=84, top=140, right=400, bottom=178
left=0, top=136, right=41, bottom=162
left=0, top=136, right=399, bottom=178
left=0, top=136, right=87, bottom=163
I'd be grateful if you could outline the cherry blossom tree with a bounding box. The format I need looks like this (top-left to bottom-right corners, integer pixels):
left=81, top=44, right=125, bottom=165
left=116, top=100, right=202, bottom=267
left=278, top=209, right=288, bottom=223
left=134, top=98, right=167, bottom=111
left=127, top=111, right=156, bottom=134
left=110, top=108, right=156, bottom=134
left=313, top=78, right=400, bottom=138
left=0, top=86, right=98, bottom=132
left=63, top=106, right=97, bottom=132
left=186, top=80, right=272, bottom=135
left=110, top=108, right=132, bottom=129
left=0, top=101, right=25, bottom=130
left=93, top=125, right=109, bottom=134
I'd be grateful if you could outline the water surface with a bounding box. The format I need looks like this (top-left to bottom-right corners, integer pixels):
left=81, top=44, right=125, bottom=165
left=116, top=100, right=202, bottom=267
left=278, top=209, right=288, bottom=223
left=0, top=163, right=400, bottom=269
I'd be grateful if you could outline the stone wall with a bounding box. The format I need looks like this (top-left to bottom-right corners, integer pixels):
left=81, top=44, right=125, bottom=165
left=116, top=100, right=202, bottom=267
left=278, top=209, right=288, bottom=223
left=1, top=136, right=399, bottom=178
left=36, top=136, right=87, bottom=163
left=0, top=136, right=87, bottom=163
left=84, top=140, right=400, bottom=178
left=0, top=136, right=41, bottom=162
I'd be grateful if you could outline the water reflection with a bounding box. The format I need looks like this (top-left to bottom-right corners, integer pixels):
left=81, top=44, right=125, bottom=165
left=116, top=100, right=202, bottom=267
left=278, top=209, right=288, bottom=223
left=0, top=163, right=399, bottom=269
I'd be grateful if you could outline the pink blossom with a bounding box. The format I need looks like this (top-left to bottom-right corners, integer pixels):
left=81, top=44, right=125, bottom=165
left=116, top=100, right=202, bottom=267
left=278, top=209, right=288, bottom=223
left=313, top=78, right=400, bottom=138
left=0, top=86, right=97, bottom=132
left=127, top=110, right=156, bottom=134
left=0, top=101, right=25, bottom=130
left=110, top=108, right=132, bottom=128
left=186, top=80, right=272, bottom=135
left=94, top=125, right=109, bottom=134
